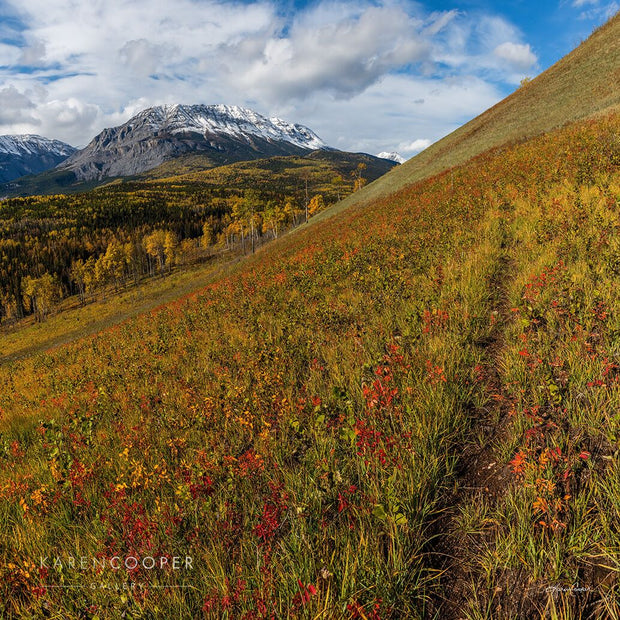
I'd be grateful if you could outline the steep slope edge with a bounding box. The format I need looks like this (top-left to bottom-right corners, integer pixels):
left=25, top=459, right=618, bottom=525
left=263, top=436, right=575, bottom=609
left=329, top=12, right=620, bottom=216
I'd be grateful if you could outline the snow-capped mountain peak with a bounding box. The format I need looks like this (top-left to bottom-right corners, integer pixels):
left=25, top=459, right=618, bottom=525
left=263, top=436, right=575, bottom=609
left=61, top=103, right=330, bottom=181
left=126, top=104, right=326, bottom=151
left=0, top=135, right=75, bottom=158
left=376, top=151, right=406, bottom=164
left=0, top=135, right=76, bottom=184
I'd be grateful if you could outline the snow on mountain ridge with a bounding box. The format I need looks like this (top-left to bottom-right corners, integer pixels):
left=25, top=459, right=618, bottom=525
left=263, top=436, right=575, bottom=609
left=127, top=104, right=326, bottom=150
left=0, top=135, right=76, bottom=158
left=0, top=134, right=77, bottom=184
left=60, top=103, right=330, bottom=182
left=377, top=151, right=406, bottom=164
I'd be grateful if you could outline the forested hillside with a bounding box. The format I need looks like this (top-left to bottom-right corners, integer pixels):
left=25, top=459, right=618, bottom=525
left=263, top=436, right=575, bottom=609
left=0, top=153, right=381, bottom=326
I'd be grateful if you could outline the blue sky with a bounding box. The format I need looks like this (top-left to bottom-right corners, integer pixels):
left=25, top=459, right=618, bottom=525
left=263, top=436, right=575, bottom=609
left=0, top=0, right=617, bottom=155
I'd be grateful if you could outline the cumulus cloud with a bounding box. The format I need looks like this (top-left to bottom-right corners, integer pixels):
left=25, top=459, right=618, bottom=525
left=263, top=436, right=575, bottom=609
left=398, top=138, right=432, bottom=154
left=0, top=85, right=39, bottom=125
left=283, top=73, right=502, bottom=157
left=17, top=38, right=47, bottom=67
left=0, top=83, right=102, bottom=144
left=493, top=42, right=537, bottom=71
left=0, top=0, right=281, bottom=142
left=0, top=0, right=535, bottom=149
left=219, top=5, right=435, bottom=101
left=429, top=13, right=539, bottom=83
left=39, top=98, right=99, bottom=129
left=119, top=39, right=174, bottom=77
left=0, top=42, right=21, bottom=66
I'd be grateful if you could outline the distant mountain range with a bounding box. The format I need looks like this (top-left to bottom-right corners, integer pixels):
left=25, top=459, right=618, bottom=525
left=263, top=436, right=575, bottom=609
left=1, top=104, right=399, bottom=195
left=0, top=135, right=76, bottom=183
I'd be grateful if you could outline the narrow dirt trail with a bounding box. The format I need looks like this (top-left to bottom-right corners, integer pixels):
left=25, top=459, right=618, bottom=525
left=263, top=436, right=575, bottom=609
left=428, top=219, right=522, bottom=619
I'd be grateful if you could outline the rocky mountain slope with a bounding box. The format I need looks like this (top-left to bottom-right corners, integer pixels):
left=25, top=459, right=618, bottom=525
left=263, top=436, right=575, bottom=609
left=0, top=135, right=75, bottom=183
left=60, top=104, right=328, bottom=181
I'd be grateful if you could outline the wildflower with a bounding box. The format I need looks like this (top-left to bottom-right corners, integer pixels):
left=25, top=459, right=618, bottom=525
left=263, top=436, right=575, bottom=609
left=294, top=579, right=318, bottom=606
left=510, top=450, right=527, bottom=476
left=425, top=360, right=447, bottom=385
left=533, top=496, right=549, bottom=514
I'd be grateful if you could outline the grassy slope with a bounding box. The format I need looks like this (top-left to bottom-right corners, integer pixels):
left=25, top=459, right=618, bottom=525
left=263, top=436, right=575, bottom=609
left=321, top=13, right=620, bottom=222
left=0, top=15, right=618, bottom=620
left=0, top=151, right=391, bottom=362
left=0, top=112, right=618, bottom=619
left=0, top=256, right=240, bottom=363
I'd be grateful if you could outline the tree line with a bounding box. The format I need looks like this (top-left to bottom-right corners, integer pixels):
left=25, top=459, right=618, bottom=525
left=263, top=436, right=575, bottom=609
left=0, top=181, right=354, bottom=324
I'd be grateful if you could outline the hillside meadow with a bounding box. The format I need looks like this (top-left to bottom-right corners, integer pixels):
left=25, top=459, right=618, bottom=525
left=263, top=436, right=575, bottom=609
left=0, top=113, right=619, bottom=618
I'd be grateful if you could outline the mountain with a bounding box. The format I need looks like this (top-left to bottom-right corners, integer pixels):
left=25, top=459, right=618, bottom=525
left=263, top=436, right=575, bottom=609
left=59, top=104, right=328, bottom=182
left=376, top=151, right=405, bottom=164
left=333, top=13, right=620, bottom=217
left=0, top=135, right=76, bottom=183
left=3, top=105, right=395, bottom=196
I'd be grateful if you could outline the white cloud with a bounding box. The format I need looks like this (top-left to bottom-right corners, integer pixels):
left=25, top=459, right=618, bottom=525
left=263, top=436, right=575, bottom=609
left=0, top=43, right=21, bottom=66
left=17, top=38, right=47, bottom=67
left=493, top=42, right=537, bottom=71
left=39, top=98, right=99, bottom=129
left=0, top=84, right=102, bottom=144
left=281, top=73, right=502, bottom=157
left=118, top=39, right=176, bottom=77
left=0, top=0, right=533, bottom=151
left=0, top=85, right=38, bottom=125
left=423, top=9, right=460, bottom=36
left=220, top=5, right=431, bottom=100
left=431, top=13, right=538, bottom=79
left=574, top=1, right=619, bottom=19
left=398, top=138, right=432, bottom=154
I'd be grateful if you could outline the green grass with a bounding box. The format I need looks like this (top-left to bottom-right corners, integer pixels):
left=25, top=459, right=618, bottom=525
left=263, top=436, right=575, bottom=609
left=464, top=175, right=620, bottom=617
left=0, top=253, right=236, bottom=363
left=0, top=16, right=618, bottom=619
